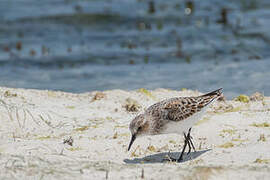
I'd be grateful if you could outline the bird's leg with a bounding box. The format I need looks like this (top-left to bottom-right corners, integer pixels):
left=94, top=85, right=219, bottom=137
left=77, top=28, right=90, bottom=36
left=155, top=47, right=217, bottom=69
left=167, top=129, right=195, bottom=162
left=177, top=133, right=188, bottom=162
left=187, top=128, right=196, bottom=152
left=166, top=150, right=176, bottom=162
left=186, top=135, right=192, bottom=155
left=165, top=133, right=188, bottom=162
left=188, top=136, right=196, bottom=152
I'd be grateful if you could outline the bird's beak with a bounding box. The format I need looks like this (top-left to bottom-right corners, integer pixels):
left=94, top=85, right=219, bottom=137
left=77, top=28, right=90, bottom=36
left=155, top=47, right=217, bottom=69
left=128, top=134, right=136, bottom=151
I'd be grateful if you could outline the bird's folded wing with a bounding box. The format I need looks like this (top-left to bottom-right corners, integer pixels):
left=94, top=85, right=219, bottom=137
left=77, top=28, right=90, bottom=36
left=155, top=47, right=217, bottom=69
left=163, top=97, right=214, bottom=121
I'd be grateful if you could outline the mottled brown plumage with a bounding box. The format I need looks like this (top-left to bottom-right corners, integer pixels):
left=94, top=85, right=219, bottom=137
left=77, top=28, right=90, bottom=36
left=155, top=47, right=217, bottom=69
left=128, top=88, right=223, bottom=153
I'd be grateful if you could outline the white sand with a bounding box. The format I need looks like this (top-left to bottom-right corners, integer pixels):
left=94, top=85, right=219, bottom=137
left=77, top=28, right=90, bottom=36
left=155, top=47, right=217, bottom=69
left=0, top=87, right=270, bottom=179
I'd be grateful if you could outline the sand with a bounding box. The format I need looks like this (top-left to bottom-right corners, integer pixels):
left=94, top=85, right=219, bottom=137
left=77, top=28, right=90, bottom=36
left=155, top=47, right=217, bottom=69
left=0, top=87, right=270, bottom=179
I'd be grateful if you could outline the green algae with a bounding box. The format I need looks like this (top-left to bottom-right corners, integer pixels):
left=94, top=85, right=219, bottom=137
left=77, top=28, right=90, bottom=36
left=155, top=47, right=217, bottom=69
left=218, top=142, right=234, bottom=148
left=75, top=126, right=89, bottom=132
left=234, top=94, right=250, bottom=103
left=250, top=122, right=270, bottom=127
left=137, top=88, right=155, bottom=99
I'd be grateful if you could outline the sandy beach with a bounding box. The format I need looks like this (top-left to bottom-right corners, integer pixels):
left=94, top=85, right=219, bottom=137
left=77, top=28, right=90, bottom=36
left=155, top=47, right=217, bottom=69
left=0, top=86, right=270, bottom=179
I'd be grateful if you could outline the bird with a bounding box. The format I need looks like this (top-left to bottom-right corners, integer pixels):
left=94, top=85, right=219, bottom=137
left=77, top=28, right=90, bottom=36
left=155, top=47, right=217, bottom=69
left=128, top=88, right=223, bottom=162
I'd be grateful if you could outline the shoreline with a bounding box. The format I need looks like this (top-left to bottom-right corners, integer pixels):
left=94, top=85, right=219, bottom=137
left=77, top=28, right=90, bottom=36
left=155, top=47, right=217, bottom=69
left=0, top=86, right=270, bottom=179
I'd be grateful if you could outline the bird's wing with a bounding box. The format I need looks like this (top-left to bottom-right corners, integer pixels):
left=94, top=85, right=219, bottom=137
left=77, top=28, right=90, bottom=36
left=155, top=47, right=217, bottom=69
left=162, top=96, right=216, bottom=121
left=146, top=88, right=222, bottom=122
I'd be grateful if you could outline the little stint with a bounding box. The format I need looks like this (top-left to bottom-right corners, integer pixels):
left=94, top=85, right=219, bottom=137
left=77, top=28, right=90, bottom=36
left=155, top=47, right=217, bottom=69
left=128, top=88, right=223, bottom=162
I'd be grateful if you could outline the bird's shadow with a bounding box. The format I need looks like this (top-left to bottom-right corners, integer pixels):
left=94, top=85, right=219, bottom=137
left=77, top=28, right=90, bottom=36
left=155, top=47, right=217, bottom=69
left=124, top=149, right=211, bottom=164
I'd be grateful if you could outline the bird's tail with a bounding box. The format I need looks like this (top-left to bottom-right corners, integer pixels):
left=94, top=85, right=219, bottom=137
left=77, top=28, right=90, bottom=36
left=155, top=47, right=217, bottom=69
left=200, top=88, right=223, bottom=97
left=199, top=88, right=223, bottom=106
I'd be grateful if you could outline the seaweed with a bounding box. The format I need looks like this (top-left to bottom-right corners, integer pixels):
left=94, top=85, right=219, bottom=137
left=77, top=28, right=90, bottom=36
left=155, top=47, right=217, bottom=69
left=221, top=129, right=237, bottom=135
left=124, top=98, right=141, bottom=112
left=66, top=106, right=75, bottom=109
left=113, top=132, right=118, bottom=139
left=75, top=126, right=89, bottom=132
left=254, top=158, right=269, bottom=164
left=169, top=140, right=176, bottom=144
left=147, top=145, right=156, bottom=152
left=250, top=92, right=264, bottom=101
left=67, top=147, right=82, bottom=151
left=234, top=95, right=249, bottom=103
left=258, top=134, right=266, bottom=142
left=4, top=90, right=17, bottom=97
left=137, top=88, right=155, bottom=99
left=218, top=142, right=234, bottom=148
left=91, top=92, right=106, bottom=102
left=250, top=122, right=270, bottom=127
left=37, top=135, right=51, bottom=140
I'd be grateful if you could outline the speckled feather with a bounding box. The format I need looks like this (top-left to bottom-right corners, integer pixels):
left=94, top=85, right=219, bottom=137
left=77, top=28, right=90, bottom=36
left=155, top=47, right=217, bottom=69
left=143, top=88, right=223, bottom=134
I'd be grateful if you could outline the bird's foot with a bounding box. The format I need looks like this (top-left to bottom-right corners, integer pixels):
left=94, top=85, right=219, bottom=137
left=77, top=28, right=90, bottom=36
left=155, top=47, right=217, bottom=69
left=168, top=156, right=183, bottom=163
left=163, top=151, right=183, bottom=162
left=187, top=148, right=191, bottom=155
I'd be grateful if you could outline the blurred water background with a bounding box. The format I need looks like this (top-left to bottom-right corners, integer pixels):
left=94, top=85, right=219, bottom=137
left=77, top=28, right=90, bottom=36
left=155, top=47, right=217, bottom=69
left=0, top=0, right=270, bottom=99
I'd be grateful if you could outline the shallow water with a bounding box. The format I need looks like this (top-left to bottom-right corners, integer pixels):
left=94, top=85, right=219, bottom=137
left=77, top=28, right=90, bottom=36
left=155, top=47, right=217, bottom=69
left=0, top=0, right=270, bottom=98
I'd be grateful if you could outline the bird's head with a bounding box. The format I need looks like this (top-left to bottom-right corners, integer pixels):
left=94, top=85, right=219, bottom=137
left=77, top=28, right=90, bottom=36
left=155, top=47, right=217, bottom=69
left=128, top=114, right=150, bottom=151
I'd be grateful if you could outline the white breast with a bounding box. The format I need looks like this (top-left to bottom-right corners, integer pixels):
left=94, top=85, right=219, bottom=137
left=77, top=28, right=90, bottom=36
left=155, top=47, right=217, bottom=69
left=161, top=106, right=208, bottom=135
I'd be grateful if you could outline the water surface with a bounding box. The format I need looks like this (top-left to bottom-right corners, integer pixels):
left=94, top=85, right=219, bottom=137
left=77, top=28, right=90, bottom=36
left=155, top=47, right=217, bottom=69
left=1, top=0, right=270, bottom=98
